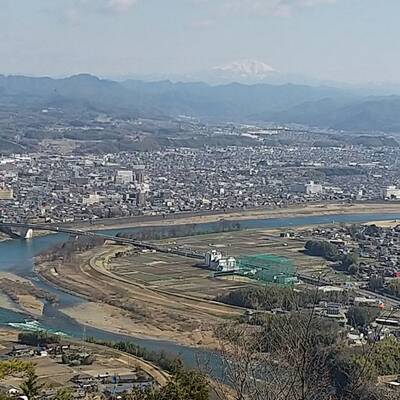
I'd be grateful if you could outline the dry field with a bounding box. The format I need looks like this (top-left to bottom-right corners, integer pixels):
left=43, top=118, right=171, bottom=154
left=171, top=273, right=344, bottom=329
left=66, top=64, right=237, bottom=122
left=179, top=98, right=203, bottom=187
left=108, top=228, right=330, bottom=298
left=36, top=224, right=356, bottom=346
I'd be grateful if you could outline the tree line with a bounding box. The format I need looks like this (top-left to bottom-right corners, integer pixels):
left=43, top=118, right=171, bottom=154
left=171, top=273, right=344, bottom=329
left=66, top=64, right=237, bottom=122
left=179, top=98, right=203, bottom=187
left=117, top=220, right=241, bottom=241
left=305, top=240, right=360, bottom=274
left=216, top=285, right=354, bottom=311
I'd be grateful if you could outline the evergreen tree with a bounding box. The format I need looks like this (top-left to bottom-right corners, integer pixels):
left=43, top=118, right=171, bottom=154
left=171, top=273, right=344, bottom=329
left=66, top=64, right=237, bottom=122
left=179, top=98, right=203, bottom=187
left=55, top=387, right=74, bottom=400
left=20, top=369, right=43, bottom=399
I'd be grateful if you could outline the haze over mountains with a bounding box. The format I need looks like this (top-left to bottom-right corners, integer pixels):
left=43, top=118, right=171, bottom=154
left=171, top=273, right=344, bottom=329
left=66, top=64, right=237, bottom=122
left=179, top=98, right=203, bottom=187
left=2, top=73, right=400, bottom=132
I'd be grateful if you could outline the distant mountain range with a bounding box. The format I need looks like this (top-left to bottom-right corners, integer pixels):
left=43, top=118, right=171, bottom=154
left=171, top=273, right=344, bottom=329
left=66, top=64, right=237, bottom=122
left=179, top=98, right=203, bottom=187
left=210, top=60, right=279, bottom=83
left=265, top=96, right=400, bottom=132
left=2, top=73, right=400, bottom=132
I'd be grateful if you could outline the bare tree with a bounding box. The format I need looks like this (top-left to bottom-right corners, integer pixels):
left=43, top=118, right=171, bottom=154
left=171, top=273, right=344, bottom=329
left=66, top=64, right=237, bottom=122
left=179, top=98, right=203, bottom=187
left=206, top=284, right=398, bottom=400
left=211, top=314, right=335, bottom=400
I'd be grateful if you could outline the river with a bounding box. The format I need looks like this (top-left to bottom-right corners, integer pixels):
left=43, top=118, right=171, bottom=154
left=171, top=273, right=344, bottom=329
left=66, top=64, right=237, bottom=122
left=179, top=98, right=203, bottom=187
left=1, top=211, right=400, bottom=367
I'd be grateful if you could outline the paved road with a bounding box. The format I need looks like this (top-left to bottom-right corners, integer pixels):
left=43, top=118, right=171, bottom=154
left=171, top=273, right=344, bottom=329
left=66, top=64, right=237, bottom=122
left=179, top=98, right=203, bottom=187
left=3, top=222, right=400, bottom=311
left=0, top=222, right=204, bottom=259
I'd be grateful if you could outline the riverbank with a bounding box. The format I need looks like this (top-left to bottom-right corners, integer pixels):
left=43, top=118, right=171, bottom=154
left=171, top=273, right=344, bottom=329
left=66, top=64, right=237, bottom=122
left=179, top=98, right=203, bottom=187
left=60, top=302, right=219, bottom=349
left=70, top=201, right=400, bottom=232
left=0, top=235, right=10, bottom=243
left=0, top=272, right=55, bottom=317
left=32, top=205, right=400, bottom=349
left=4, top=206, right=400, bottom=358
left=35, top=245, right=234, bottom=349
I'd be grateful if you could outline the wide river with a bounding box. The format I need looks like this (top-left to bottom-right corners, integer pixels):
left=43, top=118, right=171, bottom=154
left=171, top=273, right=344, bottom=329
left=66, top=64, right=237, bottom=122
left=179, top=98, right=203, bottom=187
left=1, top=211, right=400, bottom=367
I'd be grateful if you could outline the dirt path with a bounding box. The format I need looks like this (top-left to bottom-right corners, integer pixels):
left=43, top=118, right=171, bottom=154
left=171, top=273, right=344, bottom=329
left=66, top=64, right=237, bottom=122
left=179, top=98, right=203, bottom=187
left=88, top=247, right=244, bottom=318
left=80, top=340, right=170, bottom=386
left=36, top=246, right=238, bottom=348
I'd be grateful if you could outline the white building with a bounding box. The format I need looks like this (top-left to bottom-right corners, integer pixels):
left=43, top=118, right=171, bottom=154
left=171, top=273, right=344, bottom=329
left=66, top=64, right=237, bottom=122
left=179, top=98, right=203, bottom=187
left=382, top=185, right=400, bottom=199
left=205, top=250, right=222, bottom=269
left=82, top=193, right=101, bottom=205
left=291, top=181, right=323, bottom=195
left=204, top=250, right=239, bottom=272
left=217, top=256, right=239, bottom=272
left=304, top=181, right=323, bottom=195
left=115, top=170, right=134, bottom=185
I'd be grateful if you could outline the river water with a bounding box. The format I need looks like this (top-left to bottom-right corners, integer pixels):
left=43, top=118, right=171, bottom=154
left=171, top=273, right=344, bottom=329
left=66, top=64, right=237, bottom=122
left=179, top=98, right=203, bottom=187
left=1, top=211, right=400, bottom=367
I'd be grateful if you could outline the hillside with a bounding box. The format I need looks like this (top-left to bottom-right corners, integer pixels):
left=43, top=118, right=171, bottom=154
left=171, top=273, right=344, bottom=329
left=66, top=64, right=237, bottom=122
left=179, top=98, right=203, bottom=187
left=0, top=74, right=349, bottom=122
left=267, top=96, right=400, bottom=132
left=1, top=74, right=400, bottom=132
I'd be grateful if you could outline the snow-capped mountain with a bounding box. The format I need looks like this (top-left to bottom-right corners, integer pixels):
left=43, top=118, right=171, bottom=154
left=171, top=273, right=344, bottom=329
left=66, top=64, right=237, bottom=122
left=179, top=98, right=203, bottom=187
left=112, top=60, right=326, bottom=86
left=213, top=60, right=277, bottom=76
left=211, top=60, right=278, bottom=82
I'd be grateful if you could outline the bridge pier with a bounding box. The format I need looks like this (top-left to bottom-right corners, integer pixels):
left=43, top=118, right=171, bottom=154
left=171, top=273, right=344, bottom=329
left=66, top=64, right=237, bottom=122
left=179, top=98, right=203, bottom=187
left=23, top=228, right=33, bottom=239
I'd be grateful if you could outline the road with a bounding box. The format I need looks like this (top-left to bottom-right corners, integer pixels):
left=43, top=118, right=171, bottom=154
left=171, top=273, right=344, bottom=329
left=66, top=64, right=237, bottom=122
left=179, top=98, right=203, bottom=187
left=296, top=273, right=400, bottom=310
left=0, top=222, right=204, bottom=260
left=3, top=222, right=400, bottom=311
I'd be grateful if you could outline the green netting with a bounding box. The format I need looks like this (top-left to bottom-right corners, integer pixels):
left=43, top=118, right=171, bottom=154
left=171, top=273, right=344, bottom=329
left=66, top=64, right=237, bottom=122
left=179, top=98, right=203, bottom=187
left=237, top=254, right=295, bottom=284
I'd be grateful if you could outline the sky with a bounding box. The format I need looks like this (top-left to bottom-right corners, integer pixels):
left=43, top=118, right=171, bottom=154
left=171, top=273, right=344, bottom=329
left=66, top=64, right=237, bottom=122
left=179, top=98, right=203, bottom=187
left=1, top=0, right=400, bottom=84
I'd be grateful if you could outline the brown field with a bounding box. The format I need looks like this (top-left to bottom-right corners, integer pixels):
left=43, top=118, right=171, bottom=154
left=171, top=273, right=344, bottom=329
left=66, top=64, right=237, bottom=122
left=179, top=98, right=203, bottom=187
left=108, top=228, right=329, bottom=296
left=110, top=251, right=252, bottom=300
left=36, top=223, right=357, bottom=347
left=36, top=243, right=245, bottom=348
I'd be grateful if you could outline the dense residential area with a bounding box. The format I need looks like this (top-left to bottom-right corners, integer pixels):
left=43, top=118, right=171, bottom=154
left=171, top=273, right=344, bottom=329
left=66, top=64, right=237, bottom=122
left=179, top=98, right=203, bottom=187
left=1, top=123, right=400, bottom=223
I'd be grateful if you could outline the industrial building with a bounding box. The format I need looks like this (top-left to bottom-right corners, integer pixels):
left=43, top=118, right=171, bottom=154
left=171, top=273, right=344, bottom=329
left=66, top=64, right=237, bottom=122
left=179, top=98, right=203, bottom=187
left=204, top=250, right=239, bottom=272
left=207, top=250, right=296, bottom=285
left=304, top=181, right=323, bottom=195
left=382, top=185, right=400, bottom=199
left=291, top=181, right=323, bottom=195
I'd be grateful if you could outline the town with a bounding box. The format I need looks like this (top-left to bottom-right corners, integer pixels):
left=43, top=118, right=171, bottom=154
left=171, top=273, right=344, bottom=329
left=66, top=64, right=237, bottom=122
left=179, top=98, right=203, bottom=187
left=1, top=121, right=400, bottom=224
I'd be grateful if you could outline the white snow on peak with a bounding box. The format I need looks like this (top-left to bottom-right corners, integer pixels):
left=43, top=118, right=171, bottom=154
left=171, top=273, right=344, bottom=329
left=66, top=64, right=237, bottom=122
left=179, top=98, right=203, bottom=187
left=212, top=60, right=278, bottom=79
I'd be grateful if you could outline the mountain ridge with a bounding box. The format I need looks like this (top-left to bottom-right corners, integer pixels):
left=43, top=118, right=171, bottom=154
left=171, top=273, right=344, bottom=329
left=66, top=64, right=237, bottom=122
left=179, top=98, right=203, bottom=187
left=1, top=74, right=400, bottom=131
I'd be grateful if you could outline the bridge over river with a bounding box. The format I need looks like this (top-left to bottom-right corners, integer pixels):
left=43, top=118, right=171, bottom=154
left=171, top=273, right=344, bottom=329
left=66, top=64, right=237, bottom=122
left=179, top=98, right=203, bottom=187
left=0, top=222, right=204, bottom=260
left=1, top=219, right=399, bottom=312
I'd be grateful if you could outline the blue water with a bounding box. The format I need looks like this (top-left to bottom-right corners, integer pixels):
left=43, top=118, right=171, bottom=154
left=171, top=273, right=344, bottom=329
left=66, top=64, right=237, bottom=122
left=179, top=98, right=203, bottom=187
left=0, top=228, right=220, bottom=366
left=98, top=212, right=400, bottom=238
left=0, top=305, right=216, bottom=368
left=0, top=233, right=69, bottom=276
left=1, top=211, right=400, bottom=367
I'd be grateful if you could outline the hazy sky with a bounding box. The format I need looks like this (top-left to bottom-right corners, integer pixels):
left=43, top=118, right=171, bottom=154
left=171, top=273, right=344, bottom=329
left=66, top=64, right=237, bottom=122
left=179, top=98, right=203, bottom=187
left=1, top=0, right=400, bottom=84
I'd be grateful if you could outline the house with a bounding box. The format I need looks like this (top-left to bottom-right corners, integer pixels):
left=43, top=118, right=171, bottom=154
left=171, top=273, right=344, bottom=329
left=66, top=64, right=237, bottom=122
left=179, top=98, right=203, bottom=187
left=71, top=373, right=96, bottom=386
left=9, top=345, right=34, bottom=358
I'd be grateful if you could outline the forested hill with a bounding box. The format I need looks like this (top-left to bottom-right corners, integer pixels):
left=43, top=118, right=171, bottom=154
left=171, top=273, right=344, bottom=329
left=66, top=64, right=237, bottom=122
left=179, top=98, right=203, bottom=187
left=2, top=74, right=400, bottom=131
